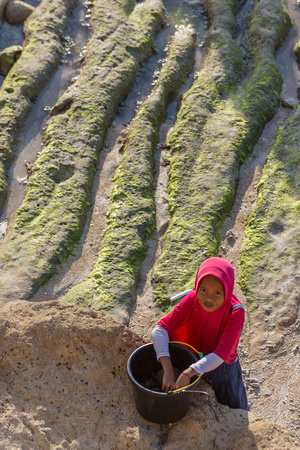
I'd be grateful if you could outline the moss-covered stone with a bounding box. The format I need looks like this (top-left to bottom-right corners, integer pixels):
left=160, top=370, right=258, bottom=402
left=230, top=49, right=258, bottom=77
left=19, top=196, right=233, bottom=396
left=0, top=45, right=23, bottom=76
left=63, top=25, right=196, bottom=323
left=0, top=0, right=165, bottom=302
left=0, top=0, right=78, bottom=210
left=240, top=105, right=300, bottom=321
left=151, top=0, right=292, bottom=307
left=294, top=40, right=300, bottom=62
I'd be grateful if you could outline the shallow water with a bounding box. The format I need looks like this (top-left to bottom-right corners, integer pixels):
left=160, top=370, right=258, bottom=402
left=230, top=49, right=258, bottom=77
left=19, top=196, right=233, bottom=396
left=0, top=22, right=23, bottom=54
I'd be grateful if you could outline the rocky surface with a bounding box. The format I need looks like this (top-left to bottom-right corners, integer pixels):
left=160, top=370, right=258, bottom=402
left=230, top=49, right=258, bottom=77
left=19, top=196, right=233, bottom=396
left=295, top=40, right=300, bottom=62
left=0, top=300, right=299, bottom=449
left=0, top=44, right=22, bottom=75
left=63, top=22, right=196, bottom=323
left=0, top=0, right=299, bottom=445
left=0, top=0, right=9, bottom=21
left=0, top=0, right=165, bottom=300
left=5, top=0, right=35, bottom=24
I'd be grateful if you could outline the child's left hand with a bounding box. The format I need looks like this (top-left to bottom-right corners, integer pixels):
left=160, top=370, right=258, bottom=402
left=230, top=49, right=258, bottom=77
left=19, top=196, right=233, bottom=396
left=174, top=368, right=198, bottom=390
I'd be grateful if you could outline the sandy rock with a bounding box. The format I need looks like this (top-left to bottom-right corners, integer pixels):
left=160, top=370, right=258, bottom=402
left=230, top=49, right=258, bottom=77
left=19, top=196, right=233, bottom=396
left=0, top=301, right=299, bottom=449
left=5, top=0, right=34, bottom=24
left=0, top=45, right=23, bottom=76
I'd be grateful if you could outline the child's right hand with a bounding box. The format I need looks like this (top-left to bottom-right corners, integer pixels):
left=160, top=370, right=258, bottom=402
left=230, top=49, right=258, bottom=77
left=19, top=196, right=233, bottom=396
left=158, top=356, right=176, bottom=392
left=162, top=369, right=176, bottom=392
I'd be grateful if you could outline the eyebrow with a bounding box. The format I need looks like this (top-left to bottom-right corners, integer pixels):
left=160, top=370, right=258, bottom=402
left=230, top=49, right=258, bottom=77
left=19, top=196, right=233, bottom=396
left=200, top=284, right=224, bottom=293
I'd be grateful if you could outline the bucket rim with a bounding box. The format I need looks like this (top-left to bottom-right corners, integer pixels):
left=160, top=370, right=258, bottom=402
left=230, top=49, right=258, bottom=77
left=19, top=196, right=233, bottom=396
left=127, top=342, right=200, bottom=396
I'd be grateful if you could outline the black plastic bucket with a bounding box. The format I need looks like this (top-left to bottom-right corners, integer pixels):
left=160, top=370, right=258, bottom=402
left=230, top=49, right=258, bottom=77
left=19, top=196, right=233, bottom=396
left=127, top=343, right=200, bottom=424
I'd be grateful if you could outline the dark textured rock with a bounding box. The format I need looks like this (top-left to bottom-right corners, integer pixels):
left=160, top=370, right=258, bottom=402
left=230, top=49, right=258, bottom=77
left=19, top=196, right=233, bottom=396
left=5, top=0, right=34, bottom=23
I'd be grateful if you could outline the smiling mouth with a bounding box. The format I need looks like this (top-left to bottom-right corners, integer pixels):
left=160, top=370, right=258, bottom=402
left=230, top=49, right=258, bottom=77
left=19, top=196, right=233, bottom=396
left=204, top=302, right=214, bottom=309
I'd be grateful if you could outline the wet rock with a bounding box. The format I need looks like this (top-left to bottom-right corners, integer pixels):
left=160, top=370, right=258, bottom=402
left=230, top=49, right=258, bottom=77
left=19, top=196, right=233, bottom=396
left=0, top=45, right=23, bottom=76
left=50, top=90, right=76, bottom=115
left=280, top=97, right=297, bottom=109
left=294, top=40, right=300, bottom=62
left=5, top=0, right=34, bottom=24
left=226, top=230, right=236, bottom=244
left=245, top=377, right=260, bottom=389
left=17, top=176, right=28, bottom=184
left=184, top=0, right=204, bottom=6
left=242, top=369, right=250, bottom=377
left=118, top=137, right=127, bottom=152
left=0, top=0, right=9, bottom=22
left=0, top=221, right=7, bottom=241
left=24, top=161, right=33, bottom=173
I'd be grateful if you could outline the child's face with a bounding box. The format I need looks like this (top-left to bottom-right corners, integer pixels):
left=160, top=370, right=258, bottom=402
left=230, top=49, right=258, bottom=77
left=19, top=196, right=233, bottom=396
left=197, top=275, right=225, bottom=312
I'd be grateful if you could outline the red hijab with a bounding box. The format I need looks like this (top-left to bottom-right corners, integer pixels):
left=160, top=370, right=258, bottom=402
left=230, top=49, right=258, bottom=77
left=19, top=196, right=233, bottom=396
left=158, top=257, right=244, bottom=362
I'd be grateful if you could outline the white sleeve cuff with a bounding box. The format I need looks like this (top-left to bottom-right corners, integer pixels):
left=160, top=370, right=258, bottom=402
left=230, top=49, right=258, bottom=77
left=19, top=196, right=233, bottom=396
left=152, top=325, right=170, bottom=360
left=190, top=352, right=224, bottom=375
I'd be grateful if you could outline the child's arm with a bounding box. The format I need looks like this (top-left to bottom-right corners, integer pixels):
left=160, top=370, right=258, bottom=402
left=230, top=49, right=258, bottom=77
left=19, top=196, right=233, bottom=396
left=190, top=353, right=224, bottom=375
left=153, top=325, right=201, bottom=391
left=152, top=325, right=170, bottom=359
left=173, top=354, right=224, bottom=390
left=159, top=356, right=177, bottom=391
left=152, top=325, right=176, bottom=391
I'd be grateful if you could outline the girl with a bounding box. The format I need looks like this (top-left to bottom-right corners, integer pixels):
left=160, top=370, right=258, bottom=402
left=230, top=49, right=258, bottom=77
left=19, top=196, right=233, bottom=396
left=152, top=257, right=249, bottom=410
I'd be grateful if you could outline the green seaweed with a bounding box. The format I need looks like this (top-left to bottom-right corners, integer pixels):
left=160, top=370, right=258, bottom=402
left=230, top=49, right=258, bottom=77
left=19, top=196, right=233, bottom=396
left=0, top=0, right=78, bottom=211
left=63, top=25, right=196, bottom=323
left=151, top=0, right=292, bottom=307
left=240, top=105, right=300, bottom=312
left=0, top=0, right=166, bottom=301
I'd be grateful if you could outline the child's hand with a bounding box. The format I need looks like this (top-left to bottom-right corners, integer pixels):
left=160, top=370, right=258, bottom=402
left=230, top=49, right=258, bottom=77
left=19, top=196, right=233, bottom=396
left=162, top=370, right=176, bottom=392
left=158, top=356, right=176, bottom=392
left=174, top=368, right=198, bottom=390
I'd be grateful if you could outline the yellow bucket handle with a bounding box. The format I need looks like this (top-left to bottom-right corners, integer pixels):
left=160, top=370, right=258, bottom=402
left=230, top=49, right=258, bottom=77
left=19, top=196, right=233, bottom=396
left=169, top=341, right=203, bottom=393
left=170, top=341, right=203, bottom=359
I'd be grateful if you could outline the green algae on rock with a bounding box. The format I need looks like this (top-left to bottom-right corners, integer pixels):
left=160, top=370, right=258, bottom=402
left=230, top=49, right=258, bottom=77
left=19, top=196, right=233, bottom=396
left=151, top=0, right=292, bottom=307
left=0, top=45, right=23, bottom=76
left=0, top=0, right=165, bottom=302
left=294, top=40, right=300, bottom=62
left=0, top=0, right=78, bottom=210
left=63, top=25, right=196, bottom=324
left=239, top=105, right=300, bottom=325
